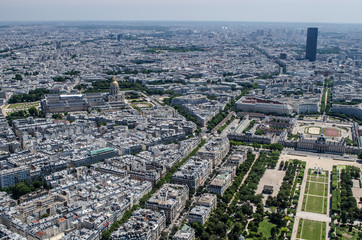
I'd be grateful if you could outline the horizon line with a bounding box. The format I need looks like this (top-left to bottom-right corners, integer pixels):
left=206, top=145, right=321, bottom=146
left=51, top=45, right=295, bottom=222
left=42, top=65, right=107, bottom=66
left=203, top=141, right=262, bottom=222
left=1, top=19, right=362, bottom=25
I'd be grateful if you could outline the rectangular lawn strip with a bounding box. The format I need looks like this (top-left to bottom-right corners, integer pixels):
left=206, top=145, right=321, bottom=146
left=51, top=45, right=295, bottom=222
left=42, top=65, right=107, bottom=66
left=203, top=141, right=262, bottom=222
left=322, top=222, right=327, bottom=239
left=304, top=181, right=309, bottom=194
left=296, top=219, right=303, bottom=239
left=323, top=198, right=328, bottom=214
left=308, top=182, right=325, bottom=196
left=300, top=219, right=325, bottom=240
left=324, top=184, right=328, bottom=197
left=258, top=220, right=276, bottom=238
left=309, top=175, right=327, bottom=183
left=302, top=195, right=307, bottom=211
left=337, top=165, right=346, bottom=170
left=305, top=195, right=324, bottom=214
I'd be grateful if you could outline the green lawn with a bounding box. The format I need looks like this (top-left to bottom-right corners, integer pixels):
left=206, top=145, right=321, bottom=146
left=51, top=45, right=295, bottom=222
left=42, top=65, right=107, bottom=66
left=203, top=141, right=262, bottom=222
left=302, top=169, right=329, bottom=214
left=8, top=102, right=39, bottom=109
left=302, top=195, right=307, bottom=211
left=309, top=175, right=328, bottom=183
left=323, top=198, right=328, bottom=214
left=297, top=219, right=326, bottom=240
left=258, top=220, right=276, bottom=238
left=308, top=182, right=325, bottom=196
left=337, top=165, right=346, bottom=170
left=305, top=195, right=324, bottom=214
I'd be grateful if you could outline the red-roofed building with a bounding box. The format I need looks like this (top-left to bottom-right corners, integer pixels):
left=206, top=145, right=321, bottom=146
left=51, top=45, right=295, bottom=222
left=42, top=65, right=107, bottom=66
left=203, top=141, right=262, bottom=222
left=236, top=96, right=292, bottom=115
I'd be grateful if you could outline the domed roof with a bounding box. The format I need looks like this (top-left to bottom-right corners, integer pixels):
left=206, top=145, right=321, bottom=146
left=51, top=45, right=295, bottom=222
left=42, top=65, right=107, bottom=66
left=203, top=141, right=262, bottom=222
left=110, top=76, right=119, bottom=87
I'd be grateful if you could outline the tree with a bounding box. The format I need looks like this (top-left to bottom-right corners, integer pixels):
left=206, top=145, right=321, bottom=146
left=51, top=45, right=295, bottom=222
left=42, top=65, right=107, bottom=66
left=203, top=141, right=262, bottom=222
left=256, top=203, right=264, bottom=216
left=192, top=222, right=204, bottom=236
left=255, top=129, right=264, bottom=135
left=200, top=232, right=210, bottom=240
left=52, top=113, right=63, bottom=120
left=284, top=161, right=289, bottom=170
left=279, top=161, right=284, bottom=170
left=341, top=210, right=348, bottom=224
left=40, top=213, right=49, bottom=219
left=270, top=226, right=278, bottom=238
left=241, top=203, right=253, bottom=216
left=28, top=107, right=39, bottom=117
left=270, top=212, right=284, bottom=227
left=14, top=73, right=23, bottom=80
left=215, top=221, right=226, bottom=236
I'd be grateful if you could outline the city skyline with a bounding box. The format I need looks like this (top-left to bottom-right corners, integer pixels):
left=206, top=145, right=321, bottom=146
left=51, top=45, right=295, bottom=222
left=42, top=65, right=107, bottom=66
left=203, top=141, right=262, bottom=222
left=0, top=4, right=361, bottom=239
left=0, top=0, right=362, bottom=24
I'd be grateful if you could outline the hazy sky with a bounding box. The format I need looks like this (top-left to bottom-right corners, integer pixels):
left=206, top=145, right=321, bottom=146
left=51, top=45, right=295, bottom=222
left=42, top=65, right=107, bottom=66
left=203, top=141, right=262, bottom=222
left=1, top=0, right=362, bottom=23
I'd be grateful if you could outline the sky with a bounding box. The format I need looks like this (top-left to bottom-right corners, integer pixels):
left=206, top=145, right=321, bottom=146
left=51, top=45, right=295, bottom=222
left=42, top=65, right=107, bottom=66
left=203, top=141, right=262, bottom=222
left=0, top=0, right=362, bottom=24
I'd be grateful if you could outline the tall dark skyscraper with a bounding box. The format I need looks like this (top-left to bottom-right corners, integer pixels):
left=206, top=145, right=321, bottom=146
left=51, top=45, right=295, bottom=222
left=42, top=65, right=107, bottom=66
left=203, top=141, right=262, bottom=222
left=306, top=27, right=318, bottom=61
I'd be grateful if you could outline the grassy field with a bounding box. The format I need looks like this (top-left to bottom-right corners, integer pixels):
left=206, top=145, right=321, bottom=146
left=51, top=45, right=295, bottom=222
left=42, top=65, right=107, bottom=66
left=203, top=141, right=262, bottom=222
left=302, top=169, right=329, bottom=214
left=309, top=175, right=328, bottom=183
left=258, top=220, right=276, bottom=238
left=307, top=182, right=325, bottom=196
left=305, top=196, right=325, bottom=214
left=297, top=219, right=326, bottom=240
left=8, top=102, right=39, bottom=110
left=337, top=165, right=347, bottom=170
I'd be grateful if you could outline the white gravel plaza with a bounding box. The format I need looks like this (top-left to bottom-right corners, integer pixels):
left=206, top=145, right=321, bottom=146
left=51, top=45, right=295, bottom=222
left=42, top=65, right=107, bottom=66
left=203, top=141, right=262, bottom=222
left=307, top=127, right=321, bottom=135
left=256, top=167, right=286, bottom=200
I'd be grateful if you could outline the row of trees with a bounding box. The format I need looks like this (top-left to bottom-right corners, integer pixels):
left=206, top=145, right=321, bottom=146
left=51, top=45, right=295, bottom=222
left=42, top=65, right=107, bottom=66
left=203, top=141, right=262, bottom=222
left=207, top=84, right=258, bottom=131
left=238, top=151, right=279, bottom=203
left=320, top=87, right=328, bottom=113
left=243, top=120, right=256, bottom=133
left=8, top=88, right=51, bottom=103
left=331, top=166, right=340, bottom=214
left=229, top=140, right=284, bottom=152
left=193, top=152, right=256, bottom=239
left=207, top=111, right=230, bottom=130
left=326, top=88, right=332, bottom=113
left=266, top=161, right=300, bottom=208
left=84, top=78, right=171, bottom=96
left=64, top=69, right=80, bottom=76
left=52, top=76, right=71, bottom=82
left=217, top=115, right=235, bottom=134
left=339, top=166, right=362, bottom=223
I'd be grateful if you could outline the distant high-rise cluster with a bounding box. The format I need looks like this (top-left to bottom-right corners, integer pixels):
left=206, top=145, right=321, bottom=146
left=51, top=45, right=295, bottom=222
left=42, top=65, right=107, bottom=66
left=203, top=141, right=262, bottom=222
left=306, top=27, right=318, bottom=61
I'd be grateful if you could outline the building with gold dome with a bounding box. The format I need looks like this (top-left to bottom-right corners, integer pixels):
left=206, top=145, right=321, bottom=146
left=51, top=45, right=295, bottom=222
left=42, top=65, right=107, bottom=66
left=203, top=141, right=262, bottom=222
left=108, top=76, right=125, bottom=102
left=41, top=76, right=126, bottom=113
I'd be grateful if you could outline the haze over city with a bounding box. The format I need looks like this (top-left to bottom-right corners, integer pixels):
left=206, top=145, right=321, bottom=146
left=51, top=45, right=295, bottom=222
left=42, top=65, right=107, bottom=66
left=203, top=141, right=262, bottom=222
left=1, top=0, right=362, bottom=23
left=0, top=0, right=362, bottom=240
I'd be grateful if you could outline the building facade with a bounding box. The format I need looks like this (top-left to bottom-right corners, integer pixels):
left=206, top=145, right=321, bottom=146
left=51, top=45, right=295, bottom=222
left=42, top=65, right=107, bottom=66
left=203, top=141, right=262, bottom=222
left=145, top=184, right=189, bottom=224
left=306, top=27, right=318, bottom=61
